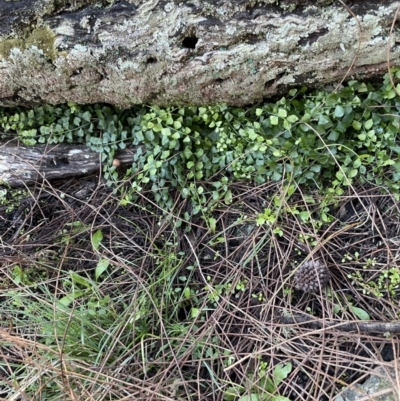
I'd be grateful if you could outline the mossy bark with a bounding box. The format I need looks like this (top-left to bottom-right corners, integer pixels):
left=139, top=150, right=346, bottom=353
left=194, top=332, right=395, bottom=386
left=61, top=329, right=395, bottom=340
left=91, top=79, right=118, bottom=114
left=0, top=0, right=399, bottom=108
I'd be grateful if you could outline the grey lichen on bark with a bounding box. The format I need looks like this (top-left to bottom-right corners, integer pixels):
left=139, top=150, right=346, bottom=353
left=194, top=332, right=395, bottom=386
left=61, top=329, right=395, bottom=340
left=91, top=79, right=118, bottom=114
left=0, top=0, right=399, bottom=107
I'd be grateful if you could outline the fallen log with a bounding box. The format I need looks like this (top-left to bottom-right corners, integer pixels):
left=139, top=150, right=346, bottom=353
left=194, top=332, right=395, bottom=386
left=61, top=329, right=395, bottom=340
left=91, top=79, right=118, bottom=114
left=0, top=140, right=134, bottom=186
left=0, top=0, right=399, bottom=107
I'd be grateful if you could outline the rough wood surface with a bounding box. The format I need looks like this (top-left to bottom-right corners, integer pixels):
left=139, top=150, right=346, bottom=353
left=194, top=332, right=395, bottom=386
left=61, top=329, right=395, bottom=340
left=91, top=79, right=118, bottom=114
left=277, top=314, right=400, bottom=334
left=0, top=140, right=134, bottom=186
left=0, top=0, right=399, bottom=107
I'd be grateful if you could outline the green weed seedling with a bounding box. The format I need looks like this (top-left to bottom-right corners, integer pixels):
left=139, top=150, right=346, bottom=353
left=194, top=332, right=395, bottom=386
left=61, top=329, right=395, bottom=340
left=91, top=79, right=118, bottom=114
left=224, top=361, right=292, bottom=401
left=349, top=266, right=400, bottom=299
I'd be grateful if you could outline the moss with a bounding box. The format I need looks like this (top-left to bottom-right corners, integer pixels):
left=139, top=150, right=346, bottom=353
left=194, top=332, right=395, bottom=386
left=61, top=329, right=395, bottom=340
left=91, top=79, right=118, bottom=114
left=25, top=26, right=57, bottom=60
left=0, top=187, right=28, bottom=213
left=0, top=26, right=57, bottom=61
left=0, top=38, right=25, bottom=59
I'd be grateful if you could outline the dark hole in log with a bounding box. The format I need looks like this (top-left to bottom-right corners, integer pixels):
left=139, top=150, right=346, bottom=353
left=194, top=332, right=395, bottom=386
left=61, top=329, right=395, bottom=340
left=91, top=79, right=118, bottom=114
left=215, top=78, right=224, bottom=84
left=71, top=68, right=83, bottom=76
left=298, top=28, right=329, bottom=47
left=182, top=36, right=198, bottom=49
left=146, top=57, right=157, bottom=64
left=264, top=71, right=285, bottom=88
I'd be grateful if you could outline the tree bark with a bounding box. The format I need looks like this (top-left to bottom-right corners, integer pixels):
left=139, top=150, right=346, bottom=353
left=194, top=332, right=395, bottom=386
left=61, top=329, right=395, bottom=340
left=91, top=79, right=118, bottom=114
left=0, top=0, right=399, bottom=108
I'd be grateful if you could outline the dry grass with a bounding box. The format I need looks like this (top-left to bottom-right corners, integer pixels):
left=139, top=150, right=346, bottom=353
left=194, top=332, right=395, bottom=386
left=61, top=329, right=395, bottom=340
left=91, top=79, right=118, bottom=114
left=0, top=176, right=399, bottom=401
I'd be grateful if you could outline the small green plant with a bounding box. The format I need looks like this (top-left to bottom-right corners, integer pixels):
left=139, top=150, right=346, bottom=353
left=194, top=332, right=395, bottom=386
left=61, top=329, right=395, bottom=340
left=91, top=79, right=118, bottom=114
left=298, top=233, right=317, bottom=248
left=256, top=208, right=278, bottom=226
left=0, top=187, right=28, bottom=212
left=204, top=276, right=248, bottom=306
left=1, top=70, right=400, bottom=216
left=342, top=252, right=354, bottom=263
left=3, top=270, right=129, bottom=394
left=349, top=266, right=400, bottom=298
left=252, top=292, right=266, bottom=302
left=224, top=361, right=292, bottom=401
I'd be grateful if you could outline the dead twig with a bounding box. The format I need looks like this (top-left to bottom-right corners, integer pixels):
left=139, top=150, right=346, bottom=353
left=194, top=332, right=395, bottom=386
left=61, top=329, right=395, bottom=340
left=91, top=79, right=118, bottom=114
left=277, top=314, right=400, bottom=334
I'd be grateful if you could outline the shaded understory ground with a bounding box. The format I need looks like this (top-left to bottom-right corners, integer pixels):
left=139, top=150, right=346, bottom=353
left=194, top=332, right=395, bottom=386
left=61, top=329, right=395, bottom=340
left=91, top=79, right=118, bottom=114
left=0, top=175, right=399, bottom=400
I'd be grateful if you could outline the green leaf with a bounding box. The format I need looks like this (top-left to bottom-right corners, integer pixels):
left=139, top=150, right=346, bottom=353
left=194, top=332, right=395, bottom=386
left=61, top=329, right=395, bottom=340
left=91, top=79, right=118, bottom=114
left=191, top=307, right=200, bottom=318
left=92, top=229, right=103, bottom=250
left=318, top=114, right=331, bottom=125
left=327, top=130, right=339, bottom=141
left=349, top=305, right=370, bottom=320
left=238, top=395, right=260, bottom=401
left=287, top=115, right=298, bottom=123
left=364, top=119, right=373, bottom=130
left=273, top=362, right=292, bottom=386
left=348, top=169, right=358, bottom=178
left=95, top=258, right=110, bottom=281
left=223, top=387, right=243, bottom=401
left=382, top=159, right=395, bottom=166
left=285, top=184, right=295, bottom=199
left=161, top=150, right=170, bottom=159
left=278, top=108, right=287, bottom=118
left=224, top=190, right=232, bottom=204
left=12, top=265, right=23, bottom=285
left=283, top=119, right=291, bottom=130
left=386, top=89, right=396, bottom=99
left=145, top=130, right=155, bottom=141
left=195, top=148, right=204, bottom=158
left=265, top=376, right=276, bottom=393
left=334, top=105, right=345, bottom=118
left=70, top=272, right=90, bottom=287
left=161, top=127, right=171, bottom=137
left=82, top=111, right=91, bottom=122
left=208, top=217, right=217, bottom=233
left=58, top=290, right=85, bottom=306
left=152, top=123, right=163, bottom=132
left=256, top=216, right=265, bottom=226
left=299, top=211, right=310, bottom=222
left=183, top=147, right=192, bottom=159
left=270, top=115, right=279, bottom=126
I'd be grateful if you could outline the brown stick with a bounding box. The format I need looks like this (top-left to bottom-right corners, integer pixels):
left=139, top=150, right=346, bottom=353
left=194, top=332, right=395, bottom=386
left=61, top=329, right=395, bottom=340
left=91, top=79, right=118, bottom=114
left=277, top=314, right=400, bottom=334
